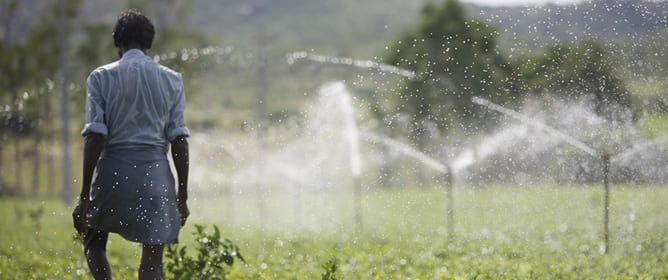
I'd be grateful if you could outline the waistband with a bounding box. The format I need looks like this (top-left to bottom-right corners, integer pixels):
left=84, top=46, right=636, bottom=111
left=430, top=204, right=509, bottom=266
left=102, top=145, right=168, bottom=162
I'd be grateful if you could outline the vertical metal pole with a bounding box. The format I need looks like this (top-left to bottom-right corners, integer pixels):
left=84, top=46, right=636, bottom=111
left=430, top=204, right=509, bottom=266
left=445, top=166, right=454, bottom=240
left=353, top=176, right=362, bottom=231
left=602, top=152, right=610, bottom=254
left=59, top=0, right=72, bottom=204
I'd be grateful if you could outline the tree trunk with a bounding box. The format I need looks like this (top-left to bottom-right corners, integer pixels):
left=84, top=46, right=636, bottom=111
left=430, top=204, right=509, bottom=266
left=47, top=131, right=56, bottom=198
left=32, top=127, right=41, bottom=197
left=0, top=133, right=5, bottom=195
left=14, top=133, right=22, bottom=196
left=11, top=91, right=24, bottom=196
left=44, top=85, right=56, bottom=198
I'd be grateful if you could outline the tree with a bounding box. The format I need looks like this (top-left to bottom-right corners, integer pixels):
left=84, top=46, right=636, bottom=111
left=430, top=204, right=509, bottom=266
left=0, top=0, right=32, bottom=196
left=0, top=0, right=79, bottom=196
left=513, top=40, right=634, bottom=121
left=384, top=0, right=516, bottom=148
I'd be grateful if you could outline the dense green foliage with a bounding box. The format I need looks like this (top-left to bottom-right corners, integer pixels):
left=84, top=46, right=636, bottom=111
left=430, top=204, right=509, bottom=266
left=165, top=224, right=245, bottom=280
left=1, top=186, right=667, bottom=279
left=382, top=0, right=642, bottom=147
left=384, top=0, right=516, bottom=141
left=512, top=40, right=634, bottom=121
left=0, top=0, right=82, bottom=198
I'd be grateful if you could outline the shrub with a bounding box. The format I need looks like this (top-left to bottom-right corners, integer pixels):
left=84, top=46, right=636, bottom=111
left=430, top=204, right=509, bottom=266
left=165, top=224, right=244, bottom=280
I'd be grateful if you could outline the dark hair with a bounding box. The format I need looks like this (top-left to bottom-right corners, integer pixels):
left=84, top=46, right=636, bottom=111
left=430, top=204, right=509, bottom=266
left=112, top=10, right=155, bottom=50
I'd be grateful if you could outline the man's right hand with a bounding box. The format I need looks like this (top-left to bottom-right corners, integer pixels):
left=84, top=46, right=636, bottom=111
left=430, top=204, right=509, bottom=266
left=72, top=198, right=90, bottom=235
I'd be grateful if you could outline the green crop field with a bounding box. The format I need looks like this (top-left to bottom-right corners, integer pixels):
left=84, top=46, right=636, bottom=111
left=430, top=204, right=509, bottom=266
left=1, top=185, right=667, bottom=279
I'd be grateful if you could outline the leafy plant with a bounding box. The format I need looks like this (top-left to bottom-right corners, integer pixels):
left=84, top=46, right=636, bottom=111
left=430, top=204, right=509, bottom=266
left=72, top=231, right=85, bottom=245
left=165, top=224, right=245, bottom=280
left=321, top=258, right=339, bottom=280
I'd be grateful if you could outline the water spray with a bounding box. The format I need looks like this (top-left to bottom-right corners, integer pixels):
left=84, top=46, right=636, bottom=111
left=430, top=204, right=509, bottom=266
left=286, top=51, right=416, bottom=79
left=611, top=134, right=668, bottom=164
left=338, top=83, right=364, bottom=231
left=152, top=45, right=254, bottom=67
left=363, top=131, right=455, bottom=239
left=363, top=132, right=447, bottom=173
left=471, top=97, right=598, bottom=157
left=472, top=96, right=614, bottom=253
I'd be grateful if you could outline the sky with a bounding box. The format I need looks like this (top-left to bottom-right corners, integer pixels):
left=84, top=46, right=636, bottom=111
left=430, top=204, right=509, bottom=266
left=463, top=0, right=584, bottom=7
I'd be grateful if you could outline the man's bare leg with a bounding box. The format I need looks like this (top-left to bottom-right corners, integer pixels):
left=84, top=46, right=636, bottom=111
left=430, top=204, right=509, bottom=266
left=139, top=244, right=164, bottom=280
left=84, top=229, right=112, bottom=280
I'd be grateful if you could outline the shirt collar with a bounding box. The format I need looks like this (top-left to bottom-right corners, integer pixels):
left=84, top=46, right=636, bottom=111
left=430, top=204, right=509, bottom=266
left=121, top=49, right=146, bottom=60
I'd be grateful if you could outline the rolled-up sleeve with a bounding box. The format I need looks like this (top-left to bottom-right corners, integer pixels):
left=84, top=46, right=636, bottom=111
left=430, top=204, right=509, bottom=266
left=81, top=72, right=108, bottom=136
left=165, top=76, right=190, bottom=141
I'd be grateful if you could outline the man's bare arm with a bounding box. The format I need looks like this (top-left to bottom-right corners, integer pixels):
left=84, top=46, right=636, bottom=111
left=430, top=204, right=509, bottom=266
left=171, top=135, right=189, bottom=225
left=81, top=133, right=105, bottom=200
left=73, top=133, right=105, bottom=234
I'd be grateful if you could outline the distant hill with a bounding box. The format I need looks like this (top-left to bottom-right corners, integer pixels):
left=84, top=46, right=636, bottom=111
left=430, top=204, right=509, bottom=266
left=184, top=0, right=432, bottom=57
left=473, top=0, right=668, bottom=51
left=16, top=0, right=667, bottom=58
left=181, top=0, right=668, bottom=56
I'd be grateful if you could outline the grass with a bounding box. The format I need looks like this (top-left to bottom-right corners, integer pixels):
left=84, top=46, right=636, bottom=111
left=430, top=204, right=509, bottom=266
left=1, top=185, right=667, bottom=279
left=641, top=113, right=668, bottom=138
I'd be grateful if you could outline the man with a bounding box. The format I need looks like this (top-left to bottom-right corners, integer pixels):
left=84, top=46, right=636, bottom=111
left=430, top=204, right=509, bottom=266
left=72, top=10, right=190, bottom=280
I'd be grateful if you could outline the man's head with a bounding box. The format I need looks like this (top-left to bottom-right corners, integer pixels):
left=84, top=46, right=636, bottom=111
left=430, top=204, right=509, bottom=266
left=112, top=10, right=155, bottom=53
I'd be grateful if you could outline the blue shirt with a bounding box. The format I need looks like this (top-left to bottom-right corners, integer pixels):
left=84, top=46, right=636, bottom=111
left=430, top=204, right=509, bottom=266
left=81, top=49, right=190, bottom=151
